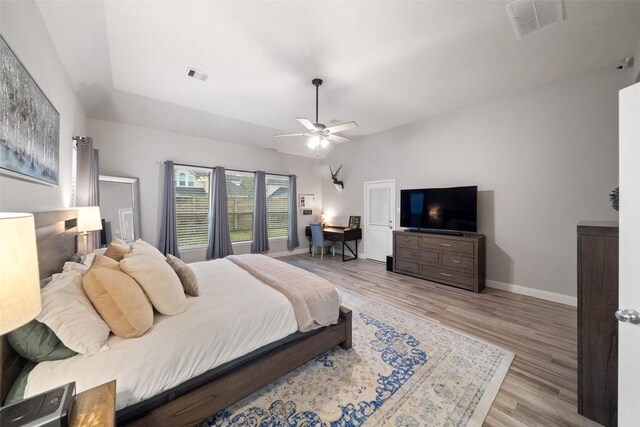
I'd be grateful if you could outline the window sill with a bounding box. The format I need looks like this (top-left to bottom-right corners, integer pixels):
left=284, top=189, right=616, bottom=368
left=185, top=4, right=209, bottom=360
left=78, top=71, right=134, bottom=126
left=179, top=236, right=288, bottom=251
left=178, top=245, right=208, bottom=253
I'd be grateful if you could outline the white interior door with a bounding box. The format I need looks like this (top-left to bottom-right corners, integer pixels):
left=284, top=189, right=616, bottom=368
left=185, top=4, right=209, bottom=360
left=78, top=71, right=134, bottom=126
left=364, top=180, right=395, bottom=262
left=618, top=81, right=640, bottom=425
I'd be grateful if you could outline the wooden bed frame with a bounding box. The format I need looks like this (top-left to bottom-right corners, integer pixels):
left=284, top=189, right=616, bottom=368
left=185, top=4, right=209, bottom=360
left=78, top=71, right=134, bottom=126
left=0, top=209, right=353, bottom=426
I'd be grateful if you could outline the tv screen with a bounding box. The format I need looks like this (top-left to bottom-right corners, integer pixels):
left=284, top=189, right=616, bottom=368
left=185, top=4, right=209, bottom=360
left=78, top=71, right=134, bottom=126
left=400, top=186, right=477, bottom=232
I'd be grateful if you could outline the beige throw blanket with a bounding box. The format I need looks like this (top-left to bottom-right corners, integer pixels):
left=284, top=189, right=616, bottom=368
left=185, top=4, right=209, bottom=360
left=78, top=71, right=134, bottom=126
left=227, top=254, right=340, bottom=332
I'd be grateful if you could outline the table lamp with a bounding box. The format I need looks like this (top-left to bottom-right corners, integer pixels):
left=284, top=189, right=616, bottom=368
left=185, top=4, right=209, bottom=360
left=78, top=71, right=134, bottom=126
left=0, top=213, right=41, bottom=335
left=0, top=213, right=76, bottom=426
left=77, top=206, right=103, bottom=255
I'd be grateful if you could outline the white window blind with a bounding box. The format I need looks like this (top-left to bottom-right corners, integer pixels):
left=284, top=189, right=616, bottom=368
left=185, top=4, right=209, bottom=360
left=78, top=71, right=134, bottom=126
left=175, top=168, right=211, bottom=249
left=266, top=175, right=289, bottom=238
left=226, top=171, right=254, bottom=243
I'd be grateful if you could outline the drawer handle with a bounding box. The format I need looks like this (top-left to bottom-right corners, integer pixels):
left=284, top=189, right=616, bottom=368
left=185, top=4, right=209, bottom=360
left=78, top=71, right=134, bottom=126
left=439, top=243, right=453, bottom=247
left=452, top=260, right=461, bottom=264
left=439, top=272, right=453, bottom=277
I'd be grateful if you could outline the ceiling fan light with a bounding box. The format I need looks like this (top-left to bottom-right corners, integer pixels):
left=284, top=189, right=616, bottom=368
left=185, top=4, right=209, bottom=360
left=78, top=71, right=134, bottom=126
left=307, top=135, right=320, bottom=149
left=320, top=137, right=329, bottom=148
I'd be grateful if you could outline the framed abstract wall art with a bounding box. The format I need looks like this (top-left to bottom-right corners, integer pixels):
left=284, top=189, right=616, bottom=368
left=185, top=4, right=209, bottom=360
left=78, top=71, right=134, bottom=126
left=0, top=35, right=60, bottom=185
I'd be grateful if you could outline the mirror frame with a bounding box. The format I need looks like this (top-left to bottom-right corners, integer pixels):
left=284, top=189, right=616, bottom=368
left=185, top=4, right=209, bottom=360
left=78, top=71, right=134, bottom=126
left=99, top=175, right=142, bottom=241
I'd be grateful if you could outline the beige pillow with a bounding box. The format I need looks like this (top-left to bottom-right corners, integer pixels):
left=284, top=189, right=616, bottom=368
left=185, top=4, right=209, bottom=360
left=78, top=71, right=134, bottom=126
left=104, top=241, right=131, bottom=262
left=83, top=267, right=153, bottom=338
left=129, top=239, right=165, bottom=261
left=119, top=255, right=187, bottom=315
left=112, top=237, right=128, bottom=246
left=166, top=254, right=200, bottom=297
left=90, top=254, right=120, bottom=270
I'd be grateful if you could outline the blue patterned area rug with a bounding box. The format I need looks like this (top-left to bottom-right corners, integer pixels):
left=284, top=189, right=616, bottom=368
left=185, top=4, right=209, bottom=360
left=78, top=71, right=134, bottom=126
left=205, top=289, right=514, bottom=426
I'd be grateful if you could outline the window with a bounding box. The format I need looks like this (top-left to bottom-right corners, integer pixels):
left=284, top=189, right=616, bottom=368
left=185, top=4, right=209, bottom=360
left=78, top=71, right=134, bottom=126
left=266, top=175, right=289, bottom=238
left=226, top=171, right=254, bottom=243
left=175, top=168, right=211, bottom=248
left=172, top=165, right=289, bottom=248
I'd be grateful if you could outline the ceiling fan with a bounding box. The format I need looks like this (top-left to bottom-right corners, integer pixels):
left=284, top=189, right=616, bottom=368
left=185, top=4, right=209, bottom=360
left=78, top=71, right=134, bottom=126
left=274, top=78, right=358, bottom=149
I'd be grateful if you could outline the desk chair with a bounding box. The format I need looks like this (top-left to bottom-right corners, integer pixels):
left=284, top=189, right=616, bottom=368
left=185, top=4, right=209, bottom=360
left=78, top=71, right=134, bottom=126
left=309, top=222, right=335, bottom=259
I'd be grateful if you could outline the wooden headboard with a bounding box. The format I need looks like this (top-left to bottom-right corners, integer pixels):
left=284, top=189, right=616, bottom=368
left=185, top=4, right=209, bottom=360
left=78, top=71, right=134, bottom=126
left=1, top=209, right=78, bottom=404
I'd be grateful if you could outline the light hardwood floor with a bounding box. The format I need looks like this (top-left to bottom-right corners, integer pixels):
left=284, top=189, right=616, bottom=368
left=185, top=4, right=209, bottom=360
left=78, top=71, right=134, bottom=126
left=282, top=254, right=601, bottom=427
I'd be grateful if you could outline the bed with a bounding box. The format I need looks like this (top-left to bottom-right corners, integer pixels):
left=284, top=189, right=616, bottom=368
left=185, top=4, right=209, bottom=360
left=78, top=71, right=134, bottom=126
left=0, top=210, right=352, bottom=426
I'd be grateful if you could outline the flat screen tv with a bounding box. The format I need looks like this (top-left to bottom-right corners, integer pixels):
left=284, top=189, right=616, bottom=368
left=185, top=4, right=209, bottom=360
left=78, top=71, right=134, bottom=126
left=400, top=186, right=477, bottom=233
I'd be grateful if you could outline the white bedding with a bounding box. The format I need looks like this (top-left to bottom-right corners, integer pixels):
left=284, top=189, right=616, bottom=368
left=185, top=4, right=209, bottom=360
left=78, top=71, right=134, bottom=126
left=24, top=258, right=299, bottom=410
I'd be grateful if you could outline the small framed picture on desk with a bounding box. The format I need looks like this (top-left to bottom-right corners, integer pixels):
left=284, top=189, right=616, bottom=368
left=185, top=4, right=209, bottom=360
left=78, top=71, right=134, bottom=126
left=348, top=216, right=361, bottom=230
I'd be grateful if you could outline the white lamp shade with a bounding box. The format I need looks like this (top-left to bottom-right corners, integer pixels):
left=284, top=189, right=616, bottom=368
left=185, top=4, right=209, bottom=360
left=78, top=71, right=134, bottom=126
left=77, top=206, right=103, bottom=233
left=0, top=213, right=41, bottom=335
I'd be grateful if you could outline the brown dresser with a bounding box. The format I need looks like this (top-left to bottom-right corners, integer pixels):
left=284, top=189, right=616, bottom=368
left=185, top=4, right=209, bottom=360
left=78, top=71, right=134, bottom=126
left=393, top=230, right=485, bottom=293
left=577, top=221, right=618, bottom=427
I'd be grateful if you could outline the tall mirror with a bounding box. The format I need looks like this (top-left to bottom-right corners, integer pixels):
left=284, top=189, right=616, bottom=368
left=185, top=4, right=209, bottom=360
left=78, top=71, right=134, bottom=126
left=99, top=175, right=141, bottom=244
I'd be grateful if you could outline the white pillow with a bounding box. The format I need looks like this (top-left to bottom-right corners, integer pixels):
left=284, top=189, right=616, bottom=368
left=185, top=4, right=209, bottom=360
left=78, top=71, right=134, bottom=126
left=129, top=239, right=165, bottom=261
left=119, top=255, right=187, bottom=315
left=82, top=248, right=107, bottom=266
left=36, top=271, right=110, bottom=355
left=62, top=261, right=89, bottom=273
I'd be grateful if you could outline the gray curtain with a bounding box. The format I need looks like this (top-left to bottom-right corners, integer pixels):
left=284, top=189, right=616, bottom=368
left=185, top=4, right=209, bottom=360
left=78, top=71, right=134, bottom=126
left=207, top=167, right=233, bottom=259
left=76, top=136, right=100, bottom=252
left=251, top=171, right=269, bottom=253
left=287, top=175, right=300, bottom=251
left=159, top=161, right=180, bottom=257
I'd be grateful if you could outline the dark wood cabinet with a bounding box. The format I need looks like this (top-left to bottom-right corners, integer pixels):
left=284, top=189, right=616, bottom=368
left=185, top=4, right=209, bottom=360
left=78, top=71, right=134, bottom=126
left=393, top=230, right=485, bottom=293
left=577, top=221, right=618, bottom=427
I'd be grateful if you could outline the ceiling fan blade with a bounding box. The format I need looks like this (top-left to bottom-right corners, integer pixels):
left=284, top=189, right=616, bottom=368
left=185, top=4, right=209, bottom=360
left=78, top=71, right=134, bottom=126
left=296, top=118, right=317, bottom=131
left=273, top=133, right=306, bottom=138
left=326, top=134, right=351, bottom=144
left=325, top=121, right=358, bottom=133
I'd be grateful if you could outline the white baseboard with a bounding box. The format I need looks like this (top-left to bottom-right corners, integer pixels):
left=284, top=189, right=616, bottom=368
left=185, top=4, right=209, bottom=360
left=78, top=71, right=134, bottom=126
left=268, top=248, right=309, bottom=258
left=486, top=279, right=577, bottom=307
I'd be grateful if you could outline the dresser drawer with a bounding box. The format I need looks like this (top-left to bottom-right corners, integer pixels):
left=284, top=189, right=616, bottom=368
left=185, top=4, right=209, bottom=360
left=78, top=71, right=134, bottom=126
left=441, top=254, right=474, bottom=271
left=419, top=237, right=474, bottom=254
left=395, top=259, right=420, bottom=274
left=395, top=247, right=438, bottom=265
left=395, top=233, right=419, bottom=248
left=420, top=266, right=475, bottom=288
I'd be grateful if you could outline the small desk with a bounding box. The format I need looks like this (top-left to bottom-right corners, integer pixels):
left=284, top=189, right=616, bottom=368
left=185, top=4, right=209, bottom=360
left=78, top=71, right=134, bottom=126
left=305, top=226, right=362, bottom=262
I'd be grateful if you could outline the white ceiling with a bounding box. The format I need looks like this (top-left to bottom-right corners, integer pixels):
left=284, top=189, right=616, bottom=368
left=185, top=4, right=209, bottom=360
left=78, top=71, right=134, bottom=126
left=36, top=1, right=640, bottom=158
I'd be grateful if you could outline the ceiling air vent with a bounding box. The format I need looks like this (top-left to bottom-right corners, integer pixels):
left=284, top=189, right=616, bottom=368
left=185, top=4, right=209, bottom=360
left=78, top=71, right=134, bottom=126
left=186, top=68, right=208, bottom=81
left=507, top=0, right=564, bottom=39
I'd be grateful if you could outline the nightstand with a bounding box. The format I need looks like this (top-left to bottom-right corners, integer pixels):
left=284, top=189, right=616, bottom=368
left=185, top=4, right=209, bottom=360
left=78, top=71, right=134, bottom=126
left=70, top=380, right=116, bottom=427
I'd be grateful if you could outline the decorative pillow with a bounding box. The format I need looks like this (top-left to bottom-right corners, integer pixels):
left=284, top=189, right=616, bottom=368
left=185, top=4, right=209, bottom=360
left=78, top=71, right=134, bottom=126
left=104, top=241, right=131, bottom=262
left=90, top=254, right=120, bottom=270
left=7, top=320, right=77, bottom=363
left=120, top=255, right=187, bottom=315
left=166, top=254, right=200, bottom=297
left=129, top=239, right=165, bottom=261
left=82, top=267, right=153, bottom=338
left=112, top=237, right=128, bottom=246
left=36, top=271, right=110, bottom=355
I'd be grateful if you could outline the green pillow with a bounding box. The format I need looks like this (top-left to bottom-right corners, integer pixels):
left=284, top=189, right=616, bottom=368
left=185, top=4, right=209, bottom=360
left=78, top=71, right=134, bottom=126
left=4, top=361, right=36, bottom=405
left=7, top=320, right=77, bottom=363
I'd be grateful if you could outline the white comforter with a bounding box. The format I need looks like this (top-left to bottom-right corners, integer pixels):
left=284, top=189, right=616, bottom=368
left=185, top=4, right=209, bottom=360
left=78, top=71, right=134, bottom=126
left=24, top=259, right=299, bottom=410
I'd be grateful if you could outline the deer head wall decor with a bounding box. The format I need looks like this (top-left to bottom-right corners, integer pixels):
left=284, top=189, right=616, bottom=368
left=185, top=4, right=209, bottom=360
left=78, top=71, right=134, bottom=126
left=330, top=165, right=344, bottom=192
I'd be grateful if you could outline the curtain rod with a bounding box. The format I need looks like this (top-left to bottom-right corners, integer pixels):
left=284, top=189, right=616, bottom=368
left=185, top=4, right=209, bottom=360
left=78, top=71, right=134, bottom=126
left=167, top=161, right=292, bottom=178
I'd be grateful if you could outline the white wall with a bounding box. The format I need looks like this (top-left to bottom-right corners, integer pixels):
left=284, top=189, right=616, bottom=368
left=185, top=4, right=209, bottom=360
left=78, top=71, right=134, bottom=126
left=632, top=35, right=640, bottom=84
left=322, top=67, right=627, bottom=304
left=0, top=0, right=86, bottom=212
left=88, top=118, right=322, bottom=262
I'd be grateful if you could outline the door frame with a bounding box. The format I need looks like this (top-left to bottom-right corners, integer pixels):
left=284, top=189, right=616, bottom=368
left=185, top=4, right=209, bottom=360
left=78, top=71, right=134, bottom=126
left=363, top=179, right=396, bottom=261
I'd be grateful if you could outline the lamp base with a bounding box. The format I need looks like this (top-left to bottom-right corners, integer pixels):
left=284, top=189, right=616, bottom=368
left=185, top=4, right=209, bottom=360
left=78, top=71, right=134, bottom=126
left=0, top=382, right=75, bottom=427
